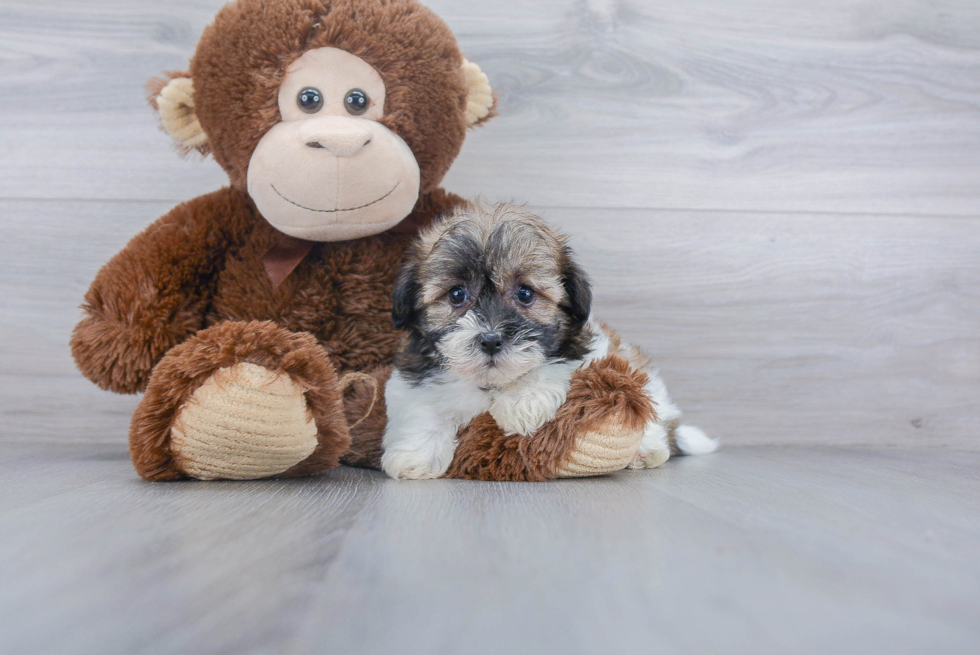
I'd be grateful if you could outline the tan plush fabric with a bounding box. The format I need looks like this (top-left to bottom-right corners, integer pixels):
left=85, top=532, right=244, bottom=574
left=446, top=355, right=656, bottom=481
left=555, top=425, right=644, bottom=478
left=461, top=60, right=494, bottom=125
left=156, top=77, right=208, bottom=150
left=170, top=363, right=318, bottom=480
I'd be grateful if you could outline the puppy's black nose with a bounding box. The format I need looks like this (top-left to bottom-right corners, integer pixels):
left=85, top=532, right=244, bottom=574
left=480, top=332, right=504, bottom=356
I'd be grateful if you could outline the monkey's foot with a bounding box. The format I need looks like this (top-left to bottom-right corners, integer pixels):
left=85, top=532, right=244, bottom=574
left=130, top=321, right=350, bottom=481
left=170, top=362, right=318, bottom=480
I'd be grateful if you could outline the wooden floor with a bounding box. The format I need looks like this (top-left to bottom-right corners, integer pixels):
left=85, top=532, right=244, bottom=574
left=2, top=443, right=978, bottom=654
left=2, top=0, right=980, bottom=652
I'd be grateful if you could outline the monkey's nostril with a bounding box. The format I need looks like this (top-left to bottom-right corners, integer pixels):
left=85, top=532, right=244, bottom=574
left=364, top=139, right=372, bottom=146
left=306, top=141, right=324, bottom=149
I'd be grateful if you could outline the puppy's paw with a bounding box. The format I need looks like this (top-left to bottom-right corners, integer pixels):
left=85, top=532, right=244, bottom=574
left=489, top=395, right=556, bottom=437
left=490, top=363, right=574, bottom=436
left=490, top=388, right=565, bottom=437
left=381, top=441, right=455, bottom=480
left=628, top=422, right=672, bottom=469
left=628, top=447, right=671, bottom=469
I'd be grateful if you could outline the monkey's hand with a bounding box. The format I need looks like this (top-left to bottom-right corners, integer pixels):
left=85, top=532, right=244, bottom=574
left=71, top=189, right=242, bottom=394
left=448, top=355, right=655, bottom=481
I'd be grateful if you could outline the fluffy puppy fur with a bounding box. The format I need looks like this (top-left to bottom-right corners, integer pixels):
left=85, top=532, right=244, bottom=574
left=381, top=203, right=717, bottom=480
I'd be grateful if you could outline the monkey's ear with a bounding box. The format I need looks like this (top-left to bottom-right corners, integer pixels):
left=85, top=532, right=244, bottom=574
left=146, top=72, right=210, bottom=155
left=461, top=59, right=497, bottom=127
left=392, top=264, right=422, bottom=330
left=561, top=252, right=593, bottom=327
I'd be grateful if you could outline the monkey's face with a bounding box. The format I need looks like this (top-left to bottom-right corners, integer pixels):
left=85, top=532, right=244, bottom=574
left=150, top=0, right=498, bottom=243
left=246, top=48, right=421, bottom=242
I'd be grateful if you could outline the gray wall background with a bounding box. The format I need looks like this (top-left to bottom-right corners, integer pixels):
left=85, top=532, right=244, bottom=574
left=2, top=0, right=978, bottom=447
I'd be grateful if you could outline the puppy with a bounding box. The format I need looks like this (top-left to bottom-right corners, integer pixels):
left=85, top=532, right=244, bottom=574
left=381, top=202, right=717, bottom=480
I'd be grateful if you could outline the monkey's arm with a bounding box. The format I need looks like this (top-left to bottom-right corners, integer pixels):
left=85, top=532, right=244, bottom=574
left=448, top=355, right=656, bottom=481
left=71, top=188, right=245, bottom=394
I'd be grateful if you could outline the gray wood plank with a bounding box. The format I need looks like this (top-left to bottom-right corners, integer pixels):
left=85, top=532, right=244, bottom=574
left=2, top=0, right=980, bottom=214
left=555, top=207, right=980, bottom=448
left=0, top=443, right=381, bottom=655
left=3, top=199, right=977, bottom=448
left=1, top=443, right=977, bottom=654
left=294, top=447, right=980, bottom=655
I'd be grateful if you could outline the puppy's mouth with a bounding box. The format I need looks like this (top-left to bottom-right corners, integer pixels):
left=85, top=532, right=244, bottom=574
left=468, top=347, right=541, bottom=387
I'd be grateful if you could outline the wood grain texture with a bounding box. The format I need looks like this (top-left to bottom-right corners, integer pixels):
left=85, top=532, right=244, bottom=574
left=0, top=443, right=378, bottom=654
left=2, top=3, right=979, bottom=653
left=1, top=0, right=979, bottom=213
left=2, top=0, right=977, bottom=447
left=2, top=443, right=978, bottom=654
left=3, top=199, right=977, bottom=448
left=555, top=207, right=980, bottom=448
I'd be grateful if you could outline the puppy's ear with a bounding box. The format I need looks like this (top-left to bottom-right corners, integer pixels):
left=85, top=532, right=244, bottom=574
left=392, top=264, right=421, bottom=329
left=561, top=251, right=593, bottom=326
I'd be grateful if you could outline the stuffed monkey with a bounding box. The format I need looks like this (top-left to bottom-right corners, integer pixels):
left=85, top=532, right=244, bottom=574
left=70, top=0, right=655, bottom=482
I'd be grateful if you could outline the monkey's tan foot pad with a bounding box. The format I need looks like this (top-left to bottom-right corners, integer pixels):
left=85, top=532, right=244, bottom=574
left=554, top=424, right=645, bottom=478
left=170, top=363, right=318, bottom=480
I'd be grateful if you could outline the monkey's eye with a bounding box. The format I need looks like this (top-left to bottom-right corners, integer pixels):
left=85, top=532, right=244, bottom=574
left=345, top=89, right=370, bottom=116
left=448, top=286, right=468, bottom=307
left=516, top=285, right=536, bottom=306
left=297, top=87, right=323, bottom=114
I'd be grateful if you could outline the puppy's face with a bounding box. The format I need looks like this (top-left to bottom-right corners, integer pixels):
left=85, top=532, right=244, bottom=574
left=393, top=204, right=593, bottom=388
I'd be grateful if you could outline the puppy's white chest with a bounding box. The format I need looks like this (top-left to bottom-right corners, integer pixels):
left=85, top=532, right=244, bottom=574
left=488, top=360, right=579, bottom=437
left=381, top=372, right=493, bottom=480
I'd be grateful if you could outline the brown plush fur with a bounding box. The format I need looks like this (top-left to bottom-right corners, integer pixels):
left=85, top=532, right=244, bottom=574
left=446, top=355, right=656, bottom=481
left=334, top=355, right=657, bottom=481
left=339, top=366, right=392, bottom=469
left=70, top=186, right=463, bottom=395
left=187, top=0, right=470, bottom=193
left=130, top=320, right=350, bottom=481
left=72, top=0, right=655, bottom=482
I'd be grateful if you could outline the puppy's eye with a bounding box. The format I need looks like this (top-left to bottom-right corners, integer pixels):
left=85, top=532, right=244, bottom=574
left=345, top=89, right=370, bottom=116
left=448, top=286, right=468, bottom=307
left=297, top=87, right=323, bottom=114
left=516, top=285, right=536, bottom=305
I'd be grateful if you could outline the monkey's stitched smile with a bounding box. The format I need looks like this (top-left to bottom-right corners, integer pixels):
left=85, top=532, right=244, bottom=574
left=271, top=182, right=400, bottom=213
